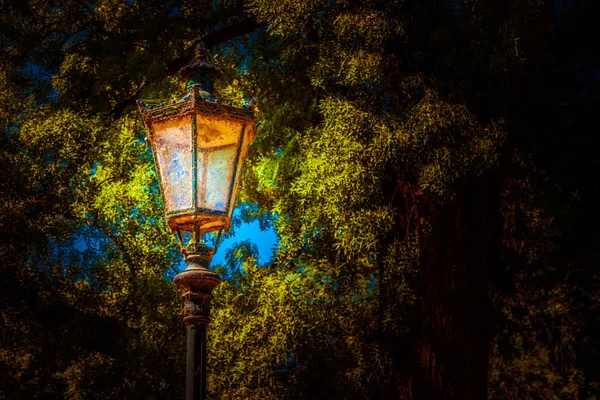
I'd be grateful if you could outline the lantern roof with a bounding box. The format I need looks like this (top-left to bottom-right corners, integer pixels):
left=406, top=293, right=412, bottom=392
left=138, top=93, right=255, bottom=124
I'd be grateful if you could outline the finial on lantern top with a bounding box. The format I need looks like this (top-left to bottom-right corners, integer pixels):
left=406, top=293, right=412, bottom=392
left=179, top=41, right=221, bottom=89
left=195, top=42, right=207, bottom=62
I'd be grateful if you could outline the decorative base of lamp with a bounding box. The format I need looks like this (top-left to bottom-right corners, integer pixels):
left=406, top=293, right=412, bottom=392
left=174, top=248, right=221, bottom=400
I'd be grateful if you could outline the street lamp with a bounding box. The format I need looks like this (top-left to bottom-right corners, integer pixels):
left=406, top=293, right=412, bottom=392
left=137, top=42, right=257, bottom=400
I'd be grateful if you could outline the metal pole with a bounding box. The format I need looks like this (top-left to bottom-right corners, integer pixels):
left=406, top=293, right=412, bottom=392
left=175, top=240, right=220, bottom=400
left=186, top=322, right=207, bottom=400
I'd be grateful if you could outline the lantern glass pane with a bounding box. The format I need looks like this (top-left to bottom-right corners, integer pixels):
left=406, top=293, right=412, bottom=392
left=152, top=116, right=193, bottom=213
left=197, top=146, right=237, bottom=212
left=195, top=115, right=242, bottom=149
left=195, top=115, right=245, bottom=213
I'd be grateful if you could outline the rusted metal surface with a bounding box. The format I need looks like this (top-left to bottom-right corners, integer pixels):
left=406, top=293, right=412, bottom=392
left=139, top=92, right=255, bottom=124
left=174, top=248, right=221, bottom=400
left=174, top=253, right=221, bottom=323
left=179, top=42, right=222, bottom=81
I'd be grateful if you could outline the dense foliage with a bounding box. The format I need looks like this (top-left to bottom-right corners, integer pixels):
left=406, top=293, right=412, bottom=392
left=1, top=0, right=598, bottom=399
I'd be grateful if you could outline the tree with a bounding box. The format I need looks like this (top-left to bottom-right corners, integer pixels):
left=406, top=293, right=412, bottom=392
left=226, top=0, right=599, bottom=398
left=1, top=0, right=599, bottom=399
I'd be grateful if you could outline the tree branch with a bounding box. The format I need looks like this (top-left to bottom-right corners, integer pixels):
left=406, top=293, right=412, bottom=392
left=167, top=17, right=266, bottom=75
left=112, top=17, right=265, bottom=118
left=202, top=18, right=266, bottom=47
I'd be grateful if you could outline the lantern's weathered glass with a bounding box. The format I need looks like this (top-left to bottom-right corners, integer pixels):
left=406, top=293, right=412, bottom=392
left=139, top=94, right=256, bottom=235
left=152, top=115, right=193, bottom=212
left=195, top=116, right=242, bottom=213
left=199, top=146, right=236, bottom=211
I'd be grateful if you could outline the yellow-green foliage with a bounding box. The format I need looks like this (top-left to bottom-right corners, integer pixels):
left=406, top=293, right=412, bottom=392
left=209, top=255, right=382, bottom=399
left=1, top=0, right=599, bottom=399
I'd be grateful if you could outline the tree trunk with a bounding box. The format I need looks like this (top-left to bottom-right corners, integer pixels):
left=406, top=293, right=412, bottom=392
left=393, top=176, right=499, bottom=400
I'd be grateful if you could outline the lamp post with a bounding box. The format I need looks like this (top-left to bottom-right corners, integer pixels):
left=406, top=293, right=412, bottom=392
left=137, top=42, right=257, bottom=400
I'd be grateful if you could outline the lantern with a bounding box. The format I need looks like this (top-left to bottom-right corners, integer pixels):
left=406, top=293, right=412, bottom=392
left=137, top=42, right=256, bottom=239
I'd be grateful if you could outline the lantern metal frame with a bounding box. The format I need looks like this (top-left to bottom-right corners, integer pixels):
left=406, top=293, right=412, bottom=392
left=138, top=85, right=256, bottom=237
